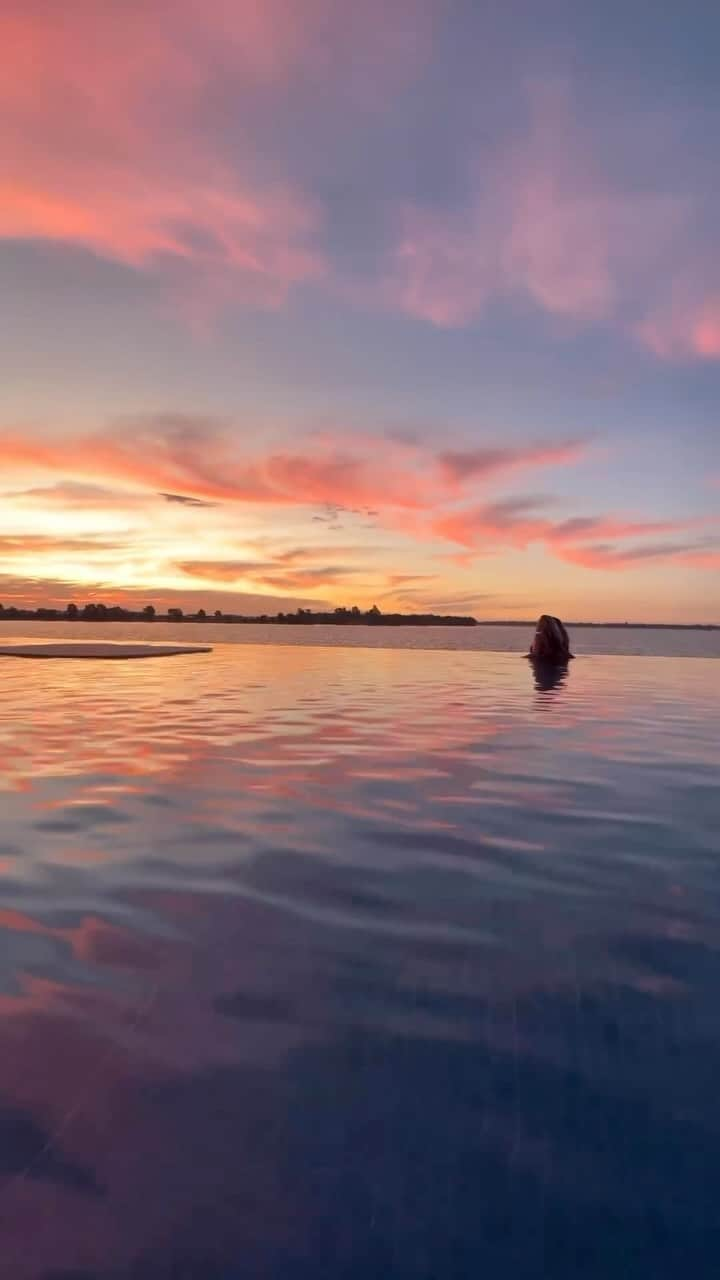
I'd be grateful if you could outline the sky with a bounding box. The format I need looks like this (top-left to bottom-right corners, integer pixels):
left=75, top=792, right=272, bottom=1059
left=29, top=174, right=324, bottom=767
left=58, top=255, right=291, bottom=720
left=1, top=0, right=718, bottom=622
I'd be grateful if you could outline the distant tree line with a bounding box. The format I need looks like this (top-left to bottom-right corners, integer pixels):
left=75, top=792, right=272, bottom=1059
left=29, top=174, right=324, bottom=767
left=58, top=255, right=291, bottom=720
left=0, top=602, right=715, bottom=629
left=0, top=601, right=477, bottom=626
left=0, top=602, right=161, bottom=621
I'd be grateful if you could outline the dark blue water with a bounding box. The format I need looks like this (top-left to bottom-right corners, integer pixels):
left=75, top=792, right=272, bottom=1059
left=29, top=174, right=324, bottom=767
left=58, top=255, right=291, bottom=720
left=0, top=645, right=718, bottom=1278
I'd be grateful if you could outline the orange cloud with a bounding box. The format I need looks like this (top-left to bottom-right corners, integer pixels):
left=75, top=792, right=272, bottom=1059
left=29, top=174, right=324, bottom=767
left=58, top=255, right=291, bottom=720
left=176, top=560, right=272, bottom=583
left=0, top=417, right=712, bottom=601
left=254, top=566, right=369, bottom=592
left=0, top=418, right=586, bottom=512
left=0, top=426, right=422, bottom=509
left=0, top=534, right=124, bottom=554
left=0, top=570, right=330, bottom=614
left=0, top=572, right=89, bottom=606
left=177, top=556, right=371, bottom=593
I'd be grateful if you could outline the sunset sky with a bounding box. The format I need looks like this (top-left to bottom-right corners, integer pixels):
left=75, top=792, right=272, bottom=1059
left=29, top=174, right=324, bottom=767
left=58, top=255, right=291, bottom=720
left=1, top=0, right=718, bottom=622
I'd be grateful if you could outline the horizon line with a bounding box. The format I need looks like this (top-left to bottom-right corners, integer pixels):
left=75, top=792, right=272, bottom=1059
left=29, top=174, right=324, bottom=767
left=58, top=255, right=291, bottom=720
left=0, top=604, right=717, bottom=631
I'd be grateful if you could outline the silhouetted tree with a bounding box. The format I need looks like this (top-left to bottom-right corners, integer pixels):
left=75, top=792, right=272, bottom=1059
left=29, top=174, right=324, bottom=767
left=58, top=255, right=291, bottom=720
left=197, top=608, right=207, bottom=620
left=214, top=610, right=223, bottom=619
left=168, top=607, right=183, bottom=620
left=142, top=605, right=156, bottom=620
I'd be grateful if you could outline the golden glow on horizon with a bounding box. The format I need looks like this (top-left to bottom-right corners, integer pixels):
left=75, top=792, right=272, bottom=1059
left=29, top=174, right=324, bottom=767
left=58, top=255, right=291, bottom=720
left=0, top=424, right=717, bottom=623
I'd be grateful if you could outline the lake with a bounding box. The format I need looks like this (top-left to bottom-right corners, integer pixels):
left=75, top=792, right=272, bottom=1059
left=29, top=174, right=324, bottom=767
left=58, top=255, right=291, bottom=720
left=0, top=618, right=718, bottom=657
left=0, top=639, right=718, bottom=1277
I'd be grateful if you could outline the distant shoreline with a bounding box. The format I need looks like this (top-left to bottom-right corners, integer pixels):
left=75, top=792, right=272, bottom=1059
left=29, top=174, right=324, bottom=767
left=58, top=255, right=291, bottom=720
left=0, top=611, right=716, bottom=631
left=463, top=621, right=719, bottom=631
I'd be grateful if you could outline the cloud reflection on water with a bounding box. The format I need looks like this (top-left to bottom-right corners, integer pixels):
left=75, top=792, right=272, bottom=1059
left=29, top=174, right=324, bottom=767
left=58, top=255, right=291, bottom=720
left=0, top=644, right=718, bottom=1276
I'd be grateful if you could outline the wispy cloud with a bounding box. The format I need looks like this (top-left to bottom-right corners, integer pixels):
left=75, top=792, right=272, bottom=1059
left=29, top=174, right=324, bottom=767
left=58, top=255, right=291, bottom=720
left=380, top=84, right=685, bottom=331
left=0, top=571, right=329, bottom=614
left=637, top=300, right=720, bottom=362
left=0, top=534, right=126, bottom=554
left=1, top=2, right=321, bottom=313
left=433, top=496, right=714, bottom=572
left=176, top=560, right=272, bottom=583
left=160, top=492, right=219, bottom=509
left=554, top=538, right=720, bottom=571
left=0, top=414, right=714, bottom=610
left=0, top=0, right=433, bottom=318
left=370, top=80, right=720, bottom=365
left=5, top=481, right=146, bottom=509
left=177, top=557, right=371, bottom=593
left=437, top=441, right=585, bottom=485
left=0, top=417, right=587, bottom=510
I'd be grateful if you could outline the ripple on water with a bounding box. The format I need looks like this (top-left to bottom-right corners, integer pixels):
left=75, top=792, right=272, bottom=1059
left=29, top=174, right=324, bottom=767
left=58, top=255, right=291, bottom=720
left=0, top=645, right=718, bottom=1277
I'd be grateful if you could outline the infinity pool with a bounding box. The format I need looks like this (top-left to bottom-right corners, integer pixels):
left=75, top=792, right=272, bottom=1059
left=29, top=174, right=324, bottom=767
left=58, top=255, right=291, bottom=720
left=0, top=645, right=718, bottom=1278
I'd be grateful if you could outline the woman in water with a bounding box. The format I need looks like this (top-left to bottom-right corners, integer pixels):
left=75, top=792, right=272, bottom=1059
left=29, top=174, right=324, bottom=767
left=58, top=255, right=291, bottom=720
left=528, top=615, right=574, bottom=663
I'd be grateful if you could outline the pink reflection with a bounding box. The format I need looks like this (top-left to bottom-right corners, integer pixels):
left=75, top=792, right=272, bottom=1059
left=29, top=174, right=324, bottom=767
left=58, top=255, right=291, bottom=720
left=0, top=644, right=716, bottom=1275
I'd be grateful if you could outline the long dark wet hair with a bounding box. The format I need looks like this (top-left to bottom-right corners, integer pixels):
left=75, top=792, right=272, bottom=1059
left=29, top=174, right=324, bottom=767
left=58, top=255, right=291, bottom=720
left=528, top=615, right=574, bottom=661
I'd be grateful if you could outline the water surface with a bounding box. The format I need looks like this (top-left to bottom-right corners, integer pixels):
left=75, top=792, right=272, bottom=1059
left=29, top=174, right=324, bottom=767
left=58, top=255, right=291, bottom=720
left=0, top=645, right=718, bottom=1278
left=1, top=618, right=718, bottom=657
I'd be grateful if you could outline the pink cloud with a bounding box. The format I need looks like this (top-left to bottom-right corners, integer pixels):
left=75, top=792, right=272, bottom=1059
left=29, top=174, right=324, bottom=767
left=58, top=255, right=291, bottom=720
left=0, top=179, right=324, bottom=311
left=3, top=4, right=717, bottom=364
left=637, top=300, right=720, bottom=362
left=433, top=497, right=554, bottom=550
left=1, top=416, right=711, bottom=584
left=0, top=418, right=587, bottom=512
left=546, top=516, right=691, bottom=544
left=0, top=0, right=437, bottom=316
left=437, top=440, right=585, bottom=485
left=553, top=542, right=720, bottom=571
left=679, top=552, right=720, bottom=570
left=432, top=496, right=715, bottom=572
left=1, top=419, right=412, bottom=510
left=384, top=82, right=689, bottom=340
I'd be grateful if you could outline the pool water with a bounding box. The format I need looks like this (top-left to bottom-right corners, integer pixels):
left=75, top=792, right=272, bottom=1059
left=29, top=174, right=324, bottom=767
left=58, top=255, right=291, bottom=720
left=0, top=645, right=718, bottom=1278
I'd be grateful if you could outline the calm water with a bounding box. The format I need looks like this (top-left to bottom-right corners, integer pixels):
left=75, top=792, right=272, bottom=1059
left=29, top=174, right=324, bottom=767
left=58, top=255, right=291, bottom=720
left=0, top=643, right=719, bottom=1278
left=0, top=618, right=718, bottom=657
